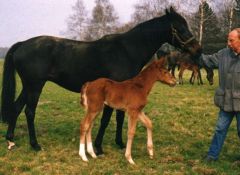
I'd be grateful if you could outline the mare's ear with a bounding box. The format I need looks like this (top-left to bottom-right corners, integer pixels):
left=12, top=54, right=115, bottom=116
left=158, top=57, right=167, bottom=68
left=166, top=7, right=175, bottom=20
left=170, top=6, right=176, bottom=13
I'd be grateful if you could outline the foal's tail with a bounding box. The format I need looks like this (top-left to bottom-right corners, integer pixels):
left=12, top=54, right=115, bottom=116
left=81, top=83, right=89, bottom=111
left=1, top=42, right=22, bottom=123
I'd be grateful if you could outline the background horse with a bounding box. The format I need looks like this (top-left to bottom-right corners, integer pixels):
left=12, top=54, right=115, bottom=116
left=1, top=7, right=201, bottom=154
left=176, top=53, right=214, bottom=85
left=157, top=48, right=213, bottom=85
left=178, top=61, right=202, bottom=85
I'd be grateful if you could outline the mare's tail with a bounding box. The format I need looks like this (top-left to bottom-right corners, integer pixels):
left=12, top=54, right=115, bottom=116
left=1, top=42, right=22, bottom=123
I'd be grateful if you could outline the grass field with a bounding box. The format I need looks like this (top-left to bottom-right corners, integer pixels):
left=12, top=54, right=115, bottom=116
left=0, top=60, right=240, bottom=175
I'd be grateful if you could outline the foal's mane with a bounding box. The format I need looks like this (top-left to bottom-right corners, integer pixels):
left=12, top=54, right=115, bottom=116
left=131, top=59, right=165, bottom=83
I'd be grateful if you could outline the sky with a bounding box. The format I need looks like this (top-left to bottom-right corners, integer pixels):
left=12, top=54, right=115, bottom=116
left=0, top=0, right=138, bottom=47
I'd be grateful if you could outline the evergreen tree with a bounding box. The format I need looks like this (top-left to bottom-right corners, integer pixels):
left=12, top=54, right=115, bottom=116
left=190, top=1, right=222, bottom=53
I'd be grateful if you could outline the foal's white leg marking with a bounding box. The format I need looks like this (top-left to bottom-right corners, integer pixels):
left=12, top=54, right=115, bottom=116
left=7, top=141, right=15, bottom=150
left=125, top=115, right=138, bottom=165
left=86, top=124, right=97, bottom=158
left=79, top=143, right=88, bottom=162
left=139, top=112, right=153, bottom=159
left=79, top=114, right=88, bottom=162
left=87, top=142, right=97, bottom=158
left=125, top=142, right=135, bottom=165
left=103, top=101, right=109, bottom=106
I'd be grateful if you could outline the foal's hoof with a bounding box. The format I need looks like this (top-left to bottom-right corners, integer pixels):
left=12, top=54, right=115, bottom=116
left=95, top=147, right=104, bottom=156
left=31, top=143, right=42, bottom=151
left=116, top=141, right=126, bottom=149
left=7, top=141, right=16, bottom=150
left=127, top=158, right=136, bottom=165
left=79, top=154, right=89, bottom=162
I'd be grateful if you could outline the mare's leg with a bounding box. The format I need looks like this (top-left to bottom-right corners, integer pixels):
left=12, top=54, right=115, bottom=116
left=80, top=111, right=98, bottom=162
left=86, top=122, right=97, bottom=158
left=193, top=70, right=198, bottom=85
left=196, top=71, right=200, bottom=85
left=6, top=89, right=27, bottom=149
left=125, top=110, right=138, bottom=165
left=115, top=110, right=125, bottom=149
left=94, top=105, right=113, bottom=155
left=24, top=82, right=45, bottom=151
left=189, top=72, right=194, bottom=84
left=172, top=65, right=176, bottom=78
left=138, top=112, right=153, bottom=159
left=198, top=69, right=203, bottom=85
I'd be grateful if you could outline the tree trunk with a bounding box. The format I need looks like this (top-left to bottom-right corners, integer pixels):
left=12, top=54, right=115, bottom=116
left=229, top=6, right=234, bottom=32
left=199, top=0, right=204, bottom=45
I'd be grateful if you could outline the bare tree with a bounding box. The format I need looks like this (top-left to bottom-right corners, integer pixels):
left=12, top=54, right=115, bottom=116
left=221, top=0, right=235, bottom=32
left=131, top=0, right=170, bottom=25
left=64, top=0, right=88, bottom=40
left=115, top=22, right=135, bottom=33
left=229, top=1, right=235, bottom=32
left=85, top=0, right=119, bottom=40
left=218, top=0, right=239, bottom=34
left=197, top=0, right=217, bottom=45
left=131, top=2, right=152, bottom=24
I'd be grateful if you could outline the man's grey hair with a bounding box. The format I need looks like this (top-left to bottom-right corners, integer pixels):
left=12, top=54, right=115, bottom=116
left=233, top=28, right=240, bottom=39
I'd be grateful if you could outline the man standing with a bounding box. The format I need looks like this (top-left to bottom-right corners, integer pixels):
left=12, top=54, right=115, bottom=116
left=200, top=28, right=240, bottom=161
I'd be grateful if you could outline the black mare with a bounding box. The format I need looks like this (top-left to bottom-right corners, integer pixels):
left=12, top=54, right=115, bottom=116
left=1, top=7, right=201, bottom=154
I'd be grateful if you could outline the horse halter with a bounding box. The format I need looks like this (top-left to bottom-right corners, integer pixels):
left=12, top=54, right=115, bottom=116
left=171, top=24, right=195, bottom=48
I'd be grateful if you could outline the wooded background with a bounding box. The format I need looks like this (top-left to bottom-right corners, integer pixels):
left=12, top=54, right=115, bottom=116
left=1, top=0, right=239, bottom=57
left=63, top=0, right=240, bottom=54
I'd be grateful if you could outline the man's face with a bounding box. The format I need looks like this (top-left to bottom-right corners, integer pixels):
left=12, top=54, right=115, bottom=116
left=228, top=30, right=240, bottom=54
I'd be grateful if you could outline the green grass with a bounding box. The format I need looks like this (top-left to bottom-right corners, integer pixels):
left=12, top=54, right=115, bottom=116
left=1, top=59, right=240, bottom=174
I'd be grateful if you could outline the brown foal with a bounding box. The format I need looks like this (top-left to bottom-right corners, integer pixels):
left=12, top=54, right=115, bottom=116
left=178, top=61, right=201, bottom=85
left=79, top=58, right=176, bottom=164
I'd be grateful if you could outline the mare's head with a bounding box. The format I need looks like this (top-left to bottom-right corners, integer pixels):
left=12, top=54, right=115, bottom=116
left=155, top=58, right=176, bottom=87
left=165, top=7, right=202, bottom=60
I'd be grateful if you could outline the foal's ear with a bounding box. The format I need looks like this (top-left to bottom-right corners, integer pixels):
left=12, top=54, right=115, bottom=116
left=157, top=57, right=167, bottom=68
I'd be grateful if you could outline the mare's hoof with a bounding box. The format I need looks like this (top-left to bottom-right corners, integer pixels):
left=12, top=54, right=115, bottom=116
left=95, top=147, right=104, bottom=156
left=31, top=143, right=42, bottom=151
left=116, top=141, right=126, bottom=149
